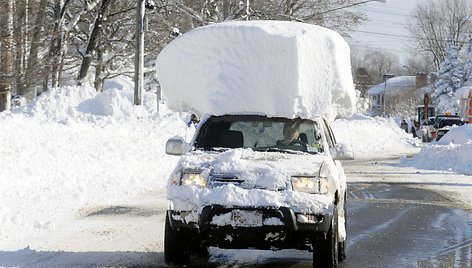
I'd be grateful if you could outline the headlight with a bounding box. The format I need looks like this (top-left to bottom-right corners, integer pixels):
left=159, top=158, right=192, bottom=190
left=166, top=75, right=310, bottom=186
left=181, top=173, right=207, bottom=187
left=291, top=176, right=329, bottom=194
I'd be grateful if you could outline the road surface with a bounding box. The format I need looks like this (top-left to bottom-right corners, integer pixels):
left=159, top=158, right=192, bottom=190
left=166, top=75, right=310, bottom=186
left=1, top=159, right=471, bottom=267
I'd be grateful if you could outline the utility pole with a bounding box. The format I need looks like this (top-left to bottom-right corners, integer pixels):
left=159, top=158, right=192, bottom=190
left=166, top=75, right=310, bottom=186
left=134, top=0, right=145, bottom=105
left=246, top=0, right=250, bottom=20
left=134, top=0, right=156, bottom=106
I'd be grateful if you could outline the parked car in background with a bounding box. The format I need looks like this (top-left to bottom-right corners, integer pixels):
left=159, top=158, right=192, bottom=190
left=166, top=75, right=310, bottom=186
left=434, top=115, right=466, bottom=141
left=11, top=95, right=26, bottom=107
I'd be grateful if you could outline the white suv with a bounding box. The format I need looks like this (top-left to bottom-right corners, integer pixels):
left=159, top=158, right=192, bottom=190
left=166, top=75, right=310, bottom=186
left=164, top=114, right=353, bottom=267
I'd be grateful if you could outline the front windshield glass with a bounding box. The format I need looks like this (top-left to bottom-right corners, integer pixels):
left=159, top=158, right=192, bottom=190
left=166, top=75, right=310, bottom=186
left=194, top=115, right=323, bottom=154
left=438, top=118, right=462, bottom=128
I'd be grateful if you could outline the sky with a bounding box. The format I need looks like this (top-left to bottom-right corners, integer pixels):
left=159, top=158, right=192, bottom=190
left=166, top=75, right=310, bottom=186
left=348, top=0, right=422, bottom=64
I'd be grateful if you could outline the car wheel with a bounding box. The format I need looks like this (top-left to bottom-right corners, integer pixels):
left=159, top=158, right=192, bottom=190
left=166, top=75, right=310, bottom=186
left=338, top=240, right=346, bottom=262
left=196, top=243, right=209, bottom=258
left=313, top=206, right=339, bottom=267
left=164, top=213, right=191, bottom=266
left=422, top=134, right=427, bottom=142
left=338, top=199, right=347, bottom=262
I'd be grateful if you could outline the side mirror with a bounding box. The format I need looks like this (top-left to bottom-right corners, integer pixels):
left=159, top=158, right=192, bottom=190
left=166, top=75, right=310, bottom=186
left=165, top=137, right=187, bottom=156
left=331, top=143, right=354, bottom=161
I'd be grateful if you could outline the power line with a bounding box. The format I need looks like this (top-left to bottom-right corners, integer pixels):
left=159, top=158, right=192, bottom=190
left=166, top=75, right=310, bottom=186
left=361, top=7, right=415, bottom=18
left=355, top=30, right=413, bottom=39
left=362, top=22, right=408, bottom=29
left=349, top=44, right=410, bottom=53
left=351, top=47, right=408, bottom=54
left=353, top=29, right=472, bottom=44
left=366, top=18, right=408, bottom=25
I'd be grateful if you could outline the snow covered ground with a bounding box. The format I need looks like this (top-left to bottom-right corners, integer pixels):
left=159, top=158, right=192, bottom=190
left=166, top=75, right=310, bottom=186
left=399, top=124, right=472, bottom=175
left=332, top=115, right=421, bottom=159
left=0, top=84, right=186, bottom=250
left=1, top=81, right=471, bottom=255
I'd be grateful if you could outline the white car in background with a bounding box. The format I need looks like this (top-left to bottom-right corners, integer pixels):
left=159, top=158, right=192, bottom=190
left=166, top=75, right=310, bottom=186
left=434, top=116, right=466, bottom=141
left=164, top=114, right=353, bottom=267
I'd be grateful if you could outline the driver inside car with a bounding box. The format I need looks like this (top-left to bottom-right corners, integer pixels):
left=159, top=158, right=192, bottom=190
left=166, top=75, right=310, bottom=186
left=277, top=121, right=306, bottom=146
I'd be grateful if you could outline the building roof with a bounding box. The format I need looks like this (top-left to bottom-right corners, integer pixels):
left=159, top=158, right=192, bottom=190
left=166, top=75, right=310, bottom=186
left=367, top=76, right=416, bottom=95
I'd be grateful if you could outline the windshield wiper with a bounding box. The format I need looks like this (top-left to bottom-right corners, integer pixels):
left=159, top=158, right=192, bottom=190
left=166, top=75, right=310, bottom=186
left=195, top=147, right=228, bottom=152
left=253, top=147, right=308, bottom=155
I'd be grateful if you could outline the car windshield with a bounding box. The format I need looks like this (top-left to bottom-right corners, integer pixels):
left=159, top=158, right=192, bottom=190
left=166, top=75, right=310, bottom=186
left=438, top=118, right=463, bottom=128
left=194, top=115, right=323, bottom=154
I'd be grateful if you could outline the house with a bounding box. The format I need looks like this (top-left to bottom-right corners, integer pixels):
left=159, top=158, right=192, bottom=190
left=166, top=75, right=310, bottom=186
left=367, top=73, right=431, bottom=116
left=457, top=86, right=472, bottom=123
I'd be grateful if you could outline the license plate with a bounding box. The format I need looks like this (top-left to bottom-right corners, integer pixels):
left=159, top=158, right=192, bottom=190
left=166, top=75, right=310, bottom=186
left=231, top=210, right=263, bottom=227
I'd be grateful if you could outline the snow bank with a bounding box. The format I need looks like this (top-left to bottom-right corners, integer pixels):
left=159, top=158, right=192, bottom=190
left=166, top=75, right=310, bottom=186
left=0, top=80, right=187, bottom=250
left=332, top=115, right=421, bottom=159
left=156, top=20, right=356, bottom=121
left=21, top=83, right=160, bottom=123
left=24, top=85, right=97, bottom=122
left=400, top=124, right=472, bottom=175
left=438, top=124, right=472, bottom=145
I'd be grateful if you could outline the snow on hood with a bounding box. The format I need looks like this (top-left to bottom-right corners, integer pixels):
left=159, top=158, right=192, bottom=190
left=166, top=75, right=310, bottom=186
left=169, top=184, right=333, bottom=215
left=156, top=20, right=356, bottom=121
left=168, top=149, right=334, bottom=214
left=176, top=149, right=326, bottom=189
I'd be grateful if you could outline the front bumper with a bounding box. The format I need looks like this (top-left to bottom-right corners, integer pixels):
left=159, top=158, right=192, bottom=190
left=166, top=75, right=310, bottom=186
left=167, top=205, right=333, bottom=250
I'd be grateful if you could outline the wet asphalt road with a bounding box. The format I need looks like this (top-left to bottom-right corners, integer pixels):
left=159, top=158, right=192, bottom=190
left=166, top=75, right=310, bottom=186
left=203, top=160, right=472, bottom=268
left=202, top=182, right=472, bottom=268
left=341, top=182, right=472, bottom=268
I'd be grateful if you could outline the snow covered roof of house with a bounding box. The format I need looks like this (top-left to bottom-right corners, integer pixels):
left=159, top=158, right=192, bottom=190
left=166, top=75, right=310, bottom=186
left=156, top=20, right=356, bottom=121
left=456, top=85, right=472, bottom=99
left=367, top=76, right=417, bottom=95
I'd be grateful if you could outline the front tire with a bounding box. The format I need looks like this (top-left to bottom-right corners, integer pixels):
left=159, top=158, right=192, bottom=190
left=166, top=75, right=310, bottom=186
left=338, top=198, right=347, bottom=262
left=313, top=207, right=339, bottom=267
left=164, top=213, right=191, bottom=266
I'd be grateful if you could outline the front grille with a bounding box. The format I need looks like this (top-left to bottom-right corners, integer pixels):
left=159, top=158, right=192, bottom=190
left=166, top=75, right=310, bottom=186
left=208, top=174, right=244, bottom=187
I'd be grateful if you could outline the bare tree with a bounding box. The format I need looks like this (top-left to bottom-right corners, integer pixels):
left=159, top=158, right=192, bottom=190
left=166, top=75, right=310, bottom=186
left=25, top=0, right=49, bottom=99
left=43, top=0, right=72, bottom=90
left=77, top=0, right=113, bottom=84
left=168, top=0, right=367, bottom=36
left=0, top=0, right=14, bottom=111
left=351, top=48, right=402, bottom=85
left=260, top=0, right=366, bottom=35
left=13, top=0, right=29, bottom=96
left=403, top=54, right=436, bottom=75
left=408, top=0, right=472, bottom=68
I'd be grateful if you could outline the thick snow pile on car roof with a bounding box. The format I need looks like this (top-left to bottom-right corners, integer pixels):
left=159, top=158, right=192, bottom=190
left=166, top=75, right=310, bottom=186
left=156, top=20, right=355, bottom=121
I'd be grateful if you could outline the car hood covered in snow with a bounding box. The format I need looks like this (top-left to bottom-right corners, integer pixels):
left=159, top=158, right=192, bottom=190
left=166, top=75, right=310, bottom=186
left=168, top=149, right=336, bottom=214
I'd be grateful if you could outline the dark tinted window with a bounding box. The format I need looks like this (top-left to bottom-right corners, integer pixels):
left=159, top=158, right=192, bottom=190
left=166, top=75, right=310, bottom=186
left=438, top=118, right=463, bottom=128
left=194, top=115, right=323, bottom=154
